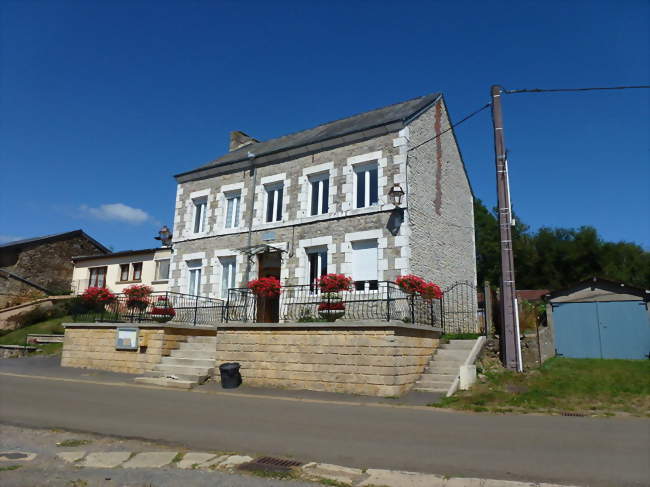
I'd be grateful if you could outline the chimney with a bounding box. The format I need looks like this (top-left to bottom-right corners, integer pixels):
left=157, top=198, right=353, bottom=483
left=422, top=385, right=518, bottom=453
left=229, top=131, right=258, bottom=152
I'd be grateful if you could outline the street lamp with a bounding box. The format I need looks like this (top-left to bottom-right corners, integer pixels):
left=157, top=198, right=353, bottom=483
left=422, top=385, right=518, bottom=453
left=388, top=183, right=405, bottom=206
left=155, top=225, right=173, bottom=247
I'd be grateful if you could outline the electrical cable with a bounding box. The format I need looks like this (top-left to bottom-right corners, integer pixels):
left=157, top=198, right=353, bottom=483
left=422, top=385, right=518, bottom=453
left=503, top=85, right=650, bottom=94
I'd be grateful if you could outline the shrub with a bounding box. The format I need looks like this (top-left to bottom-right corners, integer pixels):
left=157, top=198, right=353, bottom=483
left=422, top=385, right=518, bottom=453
left=247, top=277, right=282, bottom=297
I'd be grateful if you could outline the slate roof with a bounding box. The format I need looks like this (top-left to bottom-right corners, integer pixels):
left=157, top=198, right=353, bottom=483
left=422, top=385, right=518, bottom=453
left=72, top=247, right=170, bottom=261
left=0, top=230, right=110, bottom=254
left=177, top=92, right=441, bottom=178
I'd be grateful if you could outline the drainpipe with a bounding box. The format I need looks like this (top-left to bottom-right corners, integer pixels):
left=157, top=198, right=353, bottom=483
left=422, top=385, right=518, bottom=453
left=243, top=152, right=257, bottom=283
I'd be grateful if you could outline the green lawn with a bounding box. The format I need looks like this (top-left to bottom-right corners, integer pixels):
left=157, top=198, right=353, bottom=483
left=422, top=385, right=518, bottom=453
left=431, top=357, right=650, bottom=417
left=0, top=315, right=70, bottom=355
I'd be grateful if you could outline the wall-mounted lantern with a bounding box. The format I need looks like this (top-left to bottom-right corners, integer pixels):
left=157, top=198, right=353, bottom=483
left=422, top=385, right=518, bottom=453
left=155, top=225, right=173, bottom=247
left=388, top=183, right=405, bottom=206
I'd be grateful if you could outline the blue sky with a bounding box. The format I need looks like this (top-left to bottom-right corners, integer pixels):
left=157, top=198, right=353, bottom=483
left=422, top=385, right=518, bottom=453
left=1, top=0, right=648, bottom=251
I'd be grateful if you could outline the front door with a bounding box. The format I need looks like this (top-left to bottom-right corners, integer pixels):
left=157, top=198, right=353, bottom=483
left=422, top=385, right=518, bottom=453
left=257, top=252, right=281, bottom=323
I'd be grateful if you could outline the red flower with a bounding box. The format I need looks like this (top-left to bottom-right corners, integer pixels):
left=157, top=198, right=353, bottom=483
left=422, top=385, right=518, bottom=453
left=81, top=287, right=115, bottom=303
left=420, top=282, right=443, bottom=300
left=151, top=306, right=176, bottom=317
left=247, top=277, right=282, bottom=297
left=396, top=275, right=427, bottom=294
left=123, top=284, right=153, bottom=300
left=317, top=274, right=353, bottom=293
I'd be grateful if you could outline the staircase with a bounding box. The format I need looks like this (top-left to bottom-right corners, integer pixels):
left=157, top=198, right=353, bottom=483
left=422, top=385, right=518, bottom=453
left=134, top=335, right=216, bottom=390
left=413, top=339, right=478, bottom=393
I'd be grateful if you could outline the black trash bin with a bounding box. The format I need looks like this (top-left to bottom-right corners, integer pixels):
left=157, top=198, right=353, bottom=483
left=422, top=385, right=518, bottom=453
left=219, top=362, right=242, bottom=389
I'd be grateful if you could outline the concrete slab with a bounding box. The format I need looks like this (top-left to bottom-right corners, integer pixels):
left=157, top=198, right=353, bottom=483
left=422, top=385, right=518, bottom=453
left=177, top=452, right=217, bottom=469
left=445, top=478, right=485, bottom=487
left=302, top=462, right=365, bottom=484
left=198, top=454, right=231, bottom=469
left=82, top=451, right=131, bottom=468
left=56, top=451, right=86, bottom=463
left=122, top=451, right=178, bottom=468
left=219, top=455, right=254, bottom=468
left=359, top=468, right=447, bottom=487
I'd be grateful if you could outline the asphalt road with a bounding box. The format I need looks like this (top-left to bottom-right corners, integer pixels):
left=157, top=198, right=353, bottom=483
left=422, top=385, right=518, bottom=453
left=0, top=370, right=648, bottom=487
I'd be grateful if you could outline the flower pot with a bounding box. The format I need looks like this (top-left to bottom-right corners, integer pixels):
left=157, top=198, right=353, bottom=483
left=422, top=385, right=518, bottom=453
left=127, top=300, right=149, bottom=311
left=151, top=315, right=173, bottom=323
left=318, top=309, right=346, bottom=322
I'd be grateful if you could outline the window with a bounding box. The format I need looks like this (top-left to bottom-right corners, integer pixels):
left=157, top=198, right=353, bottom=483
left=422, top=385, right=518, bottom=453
left=309, top=173, right=329, bottom=216
left=350, top=240, right=379, bottom=290
left=219, top=256, right=237, bottom=299
left=354, top=163, right=379, bottom=209
left=187, top=260, right=202, bottom=296
left=89, top=267, right=107, bottom=287
left=193, top=197, right=207, bottom=233
left=155, top=259, right=170, bottom=281
left=132, top=262, right=143, bottom=281
left=265, top=183, right=284, bottom=223
left=119, top=264, right=130, bottom=282
left=224, top=192, right=241, bottom=229
left=307, top=247, right=328, bottom=291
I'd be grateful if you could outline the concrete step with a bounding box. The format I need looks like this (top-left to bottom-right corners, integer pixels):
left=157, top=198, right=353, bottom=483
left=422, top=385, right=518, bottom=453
left=153, top=364, right=214, bottom=376
left=134, top=376, right=196, bottom=390
left=176, top=342, right=215, bottom=351
left=413, top=386, right=448, bottom=393
left=186, top=336, right=217, bottom=344
left=440, top=340, right=476, bottom=350
left=420, top=371, right=458, bottom=384
left=169, top=350, right=216, bottom=360
left=426, top=363, right=461, bottom=373
left=415, top=379, right=451, bottom=389
left=145, top=370, right=210, bottom=383
left=160, top=357, right=215, bottom=367
left=434, top=349, right=469, bottom=360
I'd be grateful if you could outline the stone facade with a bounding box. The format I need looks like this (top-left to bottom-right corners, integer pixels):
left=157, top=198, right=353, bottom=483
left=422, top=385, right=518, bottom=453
left=169, top=96, right=476, bottom=301
left=214, top=323, right=439, bottom=396
left=0, top=231, right=109, bottom=307
left=61, top=324, right=215, bottom=375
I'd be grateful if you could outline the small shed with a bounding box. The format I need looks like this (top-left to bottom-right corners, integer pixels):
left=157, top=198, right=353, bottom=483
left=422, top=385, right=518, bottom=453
left=548, top=278, right=649, bottom=360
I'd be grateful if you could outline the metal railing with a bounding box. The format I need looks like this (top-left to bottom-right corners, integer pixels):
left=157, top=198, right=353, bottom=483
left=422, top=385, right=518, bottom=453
left=224, top=281, right=442, bottom=327
left=70, top=291, right=225, bottom=327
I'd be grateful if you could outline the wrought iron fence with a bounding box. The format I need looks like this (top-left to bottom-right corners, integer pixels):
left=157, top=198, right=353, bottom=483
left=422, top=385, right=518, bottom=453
left=441, top=281, right=482, bottom=334
left=224, top=281, right=442, bottom=327
left=70, top=291, right=225, bottom=327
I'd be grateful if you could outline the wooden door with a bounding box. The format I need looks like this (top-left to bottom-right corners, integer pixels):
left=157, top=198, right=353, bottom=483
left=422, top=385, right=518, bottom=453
left=257, top=252, right=281, bottom=323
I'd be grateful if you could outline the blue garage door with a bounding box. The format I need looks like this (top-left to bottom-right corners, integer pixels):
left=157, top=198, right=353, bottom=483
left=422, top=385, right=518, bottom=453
left=553, top=301, right=650, bottom=359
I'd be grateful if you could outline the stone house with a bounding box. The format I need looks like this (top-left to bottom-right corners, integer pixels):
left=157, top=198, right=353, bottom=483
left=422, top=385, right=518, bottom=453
left=0, top=230, right=110, bottom=307
left=168, top=93, right=476, bottom=321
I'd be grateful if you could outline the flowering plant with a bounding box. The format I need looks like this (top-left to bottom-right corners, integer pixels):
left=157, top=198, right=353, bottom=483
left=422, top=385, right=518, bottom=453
left=317, top=301, right=346, bottom=311
left=151, top=296, right=176, bottom=317
left=81, top=287, right=115, bottom=304
left=247, top=277, right=282, bottom=297
left=395, top=275, right=426, bottom=294
left=420, top=282, right=443, bottom=300
left=317, top=274, right=353, bottom=293
left=124, top=284, right=153, bottom=310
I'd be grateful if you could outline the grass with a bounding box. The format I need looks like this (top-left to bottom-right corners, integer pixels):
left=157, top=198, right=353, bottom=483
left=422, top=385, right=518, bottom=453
left=0, top=465, right=21, bottom=472
left=0, top=315, right=69, bottom=355
left=440, top=333, right=482, bottom=340
left=430, top=357, right=650, bottom=417
left=56, top=439, right=92, bottom=447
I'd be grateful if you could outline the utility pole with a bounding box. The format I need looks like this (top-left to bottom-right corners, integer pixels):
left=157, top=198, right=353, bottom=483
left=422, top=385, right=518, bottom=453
left=490, top=85, right=520, bottom=371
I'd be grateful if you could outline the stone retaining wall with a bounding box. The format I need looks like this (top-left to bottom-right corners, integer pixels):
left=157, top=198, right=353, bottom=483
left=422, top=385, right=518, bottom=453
left=215, top=323, right=439, bottom=396
left=61, top=324, right=215, bottom=375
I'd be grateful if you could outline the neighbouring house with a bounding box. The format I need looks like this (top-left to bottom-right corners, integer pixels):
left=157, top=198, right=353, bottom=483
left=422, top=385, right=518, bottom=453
left=61, top=93, right=482, bottom=396
left=0, top=230, right=110, bottom=307
left=547, top=277, right=650, bottom=360
left=71, top=247, right=172, bottom=295
left=170, top=92, right=476, bottom=321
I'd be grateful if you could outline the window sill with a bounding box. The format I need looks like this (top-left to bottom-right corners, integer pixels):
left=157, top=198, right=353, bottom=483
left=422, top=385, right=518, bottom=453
left=151, top=280, right=169, bottom=284
left=116, top=280, right=142, bottom=284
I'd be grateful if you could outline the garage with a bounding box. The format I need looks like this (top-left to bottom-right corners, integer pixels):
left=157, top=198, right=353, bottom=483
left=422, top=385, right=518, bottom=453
left=548, top=278, right=650, bottom=360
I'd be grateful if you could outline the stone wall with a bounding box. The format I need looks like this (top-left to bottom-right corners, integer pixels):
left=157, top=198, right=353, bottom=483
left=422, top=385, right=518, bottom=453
left=214, top=323, right=439, bottom=396
left=0, top=234, right=107, bottom=307
left=61, top=324, right=215, bottom=375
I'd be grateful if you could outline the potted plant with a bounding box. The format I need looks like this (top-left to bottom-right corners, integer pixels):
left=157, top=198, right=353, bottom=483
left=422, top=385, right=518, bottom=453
left=247, top=277, right=282, bottom=297
left=316, top=274, right=352, bottom=322
left=81, top=286, right=116, bottom=313
left=395, top=274, right=426, bottom=295
left=123, top=284, right=153, bottom=311
left=150, top=296, right=176, bottom=323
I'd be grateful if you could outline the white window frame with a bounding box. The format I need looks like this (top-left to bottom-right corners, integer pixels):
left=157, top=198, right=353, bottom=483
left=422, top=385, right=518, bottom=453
left=223, top=191, right=241, bottom=229
left=264, top=182, right=284, bottom=223
left=219, top=256, right=237, bottom=299
left=155, top=259, right=170, bottom=281
left=306, top=245, right=328, bottom=291
left=187, top=259, right=202, bottom=296
left=192, top=197, right=207, bottom=234
left=308, top=172, right=329, bottom=216
left=353, top=162, right=379, bottom=209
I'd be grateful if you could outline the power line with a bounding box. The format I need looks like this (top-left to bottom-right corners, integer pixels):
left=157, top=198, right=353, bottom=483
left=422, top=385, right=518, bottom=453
left=407, top=102, right=491, bottom=152
left=503, top=85, right=650, bottom=95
